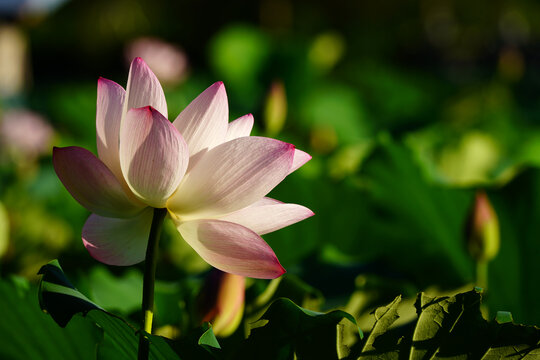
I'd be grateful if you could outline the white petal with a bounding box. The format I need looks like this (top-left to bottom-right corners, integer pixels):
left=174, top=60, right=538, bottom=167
left=124, top=57, right=168, bottom=118
left=288, top=149, right=311, bottom=174
left=82, top=208, right=153, bottom=266
left=96, top=78, right=126, bottom=181
left=224, top=114, right=254, bottom=142
left=219, top=197, right=314, bottom=235
left=177, top=219, right=285, bottom=279
left=173, top=82, right=228, bottom=156
left=167, top=136, right=295, bottom=219
left=119, top=106, right=189, bottom=208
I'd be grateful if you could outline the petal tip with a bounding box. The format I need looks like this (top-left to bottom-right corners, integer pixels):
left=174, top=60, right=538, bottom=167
left=274, top=263, right=286, bottom=278
left=210, top=81, right=226, bottom=93
left=130, top=57, right=150, bottom=70
left=97, top=77, right=124, bottom=92
left=97, top=76, right=113, bottom=85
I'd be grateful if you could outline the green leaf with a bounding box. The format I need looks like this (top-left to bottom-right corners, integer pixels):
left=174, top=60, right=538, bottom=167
left=480, top=322, right=540, bottom=359
left=0, top=277, right=101, bottom=360
left=241, top=297, right=361, bottom=360
left=356, top=289, right=540, bottom=359
left=360, top=135, right=474, bottom=284
left=495, top=311, right=514, bottom=324
left=38, top=260, right=180, bottom=360
left=198, top=322, right=221, bottom=356
left=38, top=259, right=101, bottom=327
left=410, top=289, right=487, bottom=359
left=85, top=266, right=142, bottom=314
left=88, top=310, right=179, bottom=360
left=172, top=323, right=222, bottom=360
left=360, top=295, right=401, bottom=357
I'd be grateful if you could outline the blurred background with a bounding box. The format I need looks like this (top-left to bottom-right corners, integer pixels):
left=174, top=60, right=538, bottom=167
left=1, top=0, right=540, bottom=344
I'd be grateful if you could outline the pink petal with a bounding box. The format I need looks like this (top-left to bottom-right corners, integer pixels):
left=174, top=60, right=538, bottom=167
left=288, top=149, right=312, bottom=174
left=124, top=57, right=168, bottom=118
left=53, top=146, right=144, bottom=218
left=219, top=197, right=314, bottom=235
left=177, top=219, right=285, bottom=279
left=167, top=136, right=295, bottom=219
left=119, top=106, right=189, bottom=208
left=172, top=82, right=228, bottom=156
left=224, top=114, right=254, bottom=142
left=96, top=78, right=126, bottom=182
left=82, top=208, right=153, bottom=266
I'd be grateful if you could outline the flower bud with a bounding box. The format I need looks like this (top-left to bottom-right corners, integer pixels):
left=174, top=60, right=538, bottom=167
left=465, top=190, right=500, bottom=262
left=197, top=270, right=245, bottom=337
left=264, top=81, right=287, bottom=136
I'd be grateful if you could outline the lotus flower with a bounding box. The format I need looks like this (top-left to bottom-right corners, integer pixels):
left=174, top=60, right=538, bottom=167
left=53, top=57, right=313, bottom=279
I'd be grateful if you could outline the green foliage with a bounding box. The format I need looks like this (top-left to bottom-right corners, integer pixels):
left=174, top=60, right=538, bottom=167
left=0, top=277, right=101, bottom=360
left=83, top=266, right=143, bottom=314
left=4, top=0, right=540, bottom=355
left=37, top=260, right=180, bottom=359
left=2, top=260, right=536, bottom=360
left=239, top=298, right=360, bottom=360
left=487, top=169, right=540, bottom=324
left=198, top=323, right=221, bottom=355
left=361, top=295, right=401, bottom=355
left=357, top=289, right=540, bottom=359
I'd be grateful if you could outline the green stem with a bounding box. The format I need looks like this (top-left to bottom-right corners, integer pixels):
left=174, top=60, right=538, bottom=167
left=476, top=260, right=488, bottom=291
left=476, top=260, right=490, bottom=319
left=138, top=208, right=167, bottom=360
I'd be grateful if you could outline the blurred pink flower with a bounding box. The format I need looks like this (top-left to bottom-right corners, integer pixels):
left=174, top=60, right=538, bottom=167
left=53, top=57, right=313, bottom=279
left=198, top=270, right=245, bottom=336
left=125, top=37, right=188, bottom=85
left=0, top=109, right=53, bottom=159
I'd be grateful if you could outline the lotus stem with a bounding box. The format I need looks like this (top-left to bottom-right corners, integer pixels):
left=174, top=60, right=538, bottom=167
left=476, top=260, right=488, bottom=291
left=138, top=208, right=167, bottom=360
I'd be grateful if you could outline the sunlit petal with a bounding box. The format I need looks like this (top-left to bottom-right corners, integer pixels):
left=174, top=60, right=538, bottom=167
left=219, top=197, right=314, bottom=235
left=173, top=82, right=228, bottom=156
left=82, top=208, right=153, bottom=266
left=167, top=136, right=295, bottom=219
left=177, top=219, right=285, bottom=279
left=119, top=106, right=189, bottom=208
left=53, top=146, right=144, bottom=218
left=224, top=114, right=254, bottom=142
left=124, top=57, right=168, bottom=118
left=289, top=149, right=312, bottom=174
left=96, top=78, right=126, bottom=181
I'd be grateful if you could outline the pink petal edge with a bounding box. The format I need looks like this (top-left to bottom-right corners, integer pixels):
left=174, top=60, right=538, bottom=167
left=177, top=219, right=286, bottom=279
left=173, top=81, right=228, bottom=156
left=53, top=146, right=144, bottom=218
left=167, top=136, right=296, bottom=219
left=82, top=208, right=153, bottom=266
left=218, top=197, right=314, bottom=235
left=288, top=149, right=312, bottom=174
left=124, top=57, right=168, bottom=118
